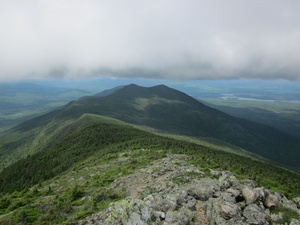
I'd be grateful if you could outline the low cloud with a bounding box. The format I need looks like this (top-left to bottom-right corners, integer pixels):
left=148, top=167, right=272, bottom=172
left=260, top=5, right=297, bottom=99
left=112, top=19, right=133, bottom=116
left=1, top=0, right=300, bottom=82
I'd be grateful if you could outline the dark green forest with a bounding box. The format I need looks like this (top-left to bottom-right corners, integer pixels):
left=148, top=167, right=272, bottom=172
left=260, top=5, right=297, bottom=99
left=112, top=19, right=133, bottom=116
left=1, top=122, right=299, bottom=198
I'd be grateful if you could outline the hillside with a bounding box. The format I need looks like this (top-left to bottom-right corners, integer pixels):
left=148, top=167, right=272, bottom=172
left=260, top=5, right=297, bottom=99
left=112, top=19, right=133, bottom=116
left=4, top=84, right=298, bottom=171
left=0, top=119, right=300, bottom=224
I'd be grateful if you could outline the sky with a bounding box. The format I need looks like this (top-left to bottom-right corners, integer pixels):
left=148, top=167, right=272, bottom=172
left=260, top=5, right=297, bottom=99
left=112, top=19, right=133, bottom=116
left=0, top=0, right=300, bottom=82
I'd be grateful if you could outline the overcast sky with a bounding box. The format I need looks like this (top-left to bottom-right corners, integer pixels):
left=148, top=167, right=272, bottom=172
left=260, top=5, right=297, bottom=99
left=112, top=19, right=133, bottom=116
left=0, top=0, right=300, bottom=82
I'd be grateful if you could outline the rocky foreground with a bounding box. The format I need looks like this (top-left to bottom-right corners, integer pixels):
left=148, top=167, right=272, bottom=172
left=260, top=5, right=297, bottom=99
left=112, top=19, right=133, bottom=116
left=72, top=154, right=300, bottom=225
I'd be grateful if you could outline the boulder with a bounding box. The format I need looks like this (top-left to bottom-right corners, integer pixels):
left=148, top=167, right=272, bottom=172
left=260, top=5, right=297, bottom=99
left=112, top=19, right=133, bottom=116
left=164, top=208, right=194, bottom=225
left=103, top=198, right=160, bottom=224
left=243, top=204, right=268, bottom=225
left=290, top=219, right=300, bottom=225
left=227, top=188, right=241, bottom=198
left=242, top=187, right=258, bottom=205
left=205, top=198, right=246, bottom=225
left=220, top=202, right=239, bottom=220
left=219, top=171, right=234, bottom=189
left=270, top=212, right=283, bottom=223
left=264, top=191, right=279, bottom=209
left=254, top=187, right=266, bottom=201
left=187, top=178, right=221, bottom=201
left=220, top=192, right=237, bottom=204
left=293, top=197, right=300, bottom=209
left=144, top=194, right=176, bottom=212
left=182, top=196, right=197, bottom=211
left=209, top=169, right=222, bottom=178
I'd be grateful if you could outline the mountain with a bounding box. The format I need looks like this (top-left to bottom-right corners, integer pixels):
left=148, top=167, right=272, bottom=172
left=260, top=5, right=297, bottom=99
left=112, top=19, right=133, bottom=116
left=1, top=84, right=300, bottom=224
left=22, top=84, right=299, bottom=169
left=1, top=84, right=299, bottom=171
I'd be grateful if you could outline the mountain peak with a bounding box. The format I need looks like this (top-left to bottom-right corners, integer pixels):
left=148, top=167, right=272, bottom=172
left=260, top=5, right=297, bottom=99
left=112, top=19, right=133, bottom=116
left=8, top=84, right=300, bottom=170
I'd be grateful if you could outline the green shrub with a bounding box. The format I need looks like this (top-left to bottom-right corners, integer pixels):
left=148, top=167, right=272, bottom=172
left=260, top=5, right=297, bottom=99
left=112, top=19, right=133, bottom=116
left=13, top=206, right=41, bottom=224
left=271, top=206, right=300, bottom=224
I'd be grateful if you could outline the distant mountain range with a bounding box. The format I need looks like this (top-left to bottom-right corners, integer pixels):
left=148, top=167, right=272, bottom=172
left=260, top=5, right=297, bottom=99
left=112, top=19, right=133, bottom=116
left=2, top=84, right=299, bottom=171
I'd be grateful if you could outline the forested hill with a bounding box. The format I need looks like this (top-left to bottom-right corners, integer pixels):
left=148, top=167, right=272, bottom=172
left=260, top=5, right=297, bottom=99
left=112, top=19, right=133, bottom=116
left=54, top=84, right=300, bottom=169
left=0, top=117, right=300, bottom=224
left=2, top=84, right=300, bottom=170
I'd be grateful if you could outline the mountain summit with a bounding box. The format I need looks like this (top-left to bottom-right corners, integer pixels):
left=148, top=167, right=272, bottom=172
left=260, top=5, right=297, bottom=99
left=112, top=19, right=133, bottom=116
left=8, top=84, right=300, bottom=170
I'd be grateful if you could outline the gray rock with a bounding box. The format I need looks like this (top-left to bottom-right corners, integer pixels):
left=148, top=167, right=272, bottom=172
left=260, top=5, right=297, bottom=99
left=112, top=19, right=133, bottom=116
left=209, top=169, right=222, bottom=178
left=127, top=212, right=147, bottom=225
left=242, top=187, right=258, bottom=205
left=205, top=198, right=246, bottom=225
left=254, top=187, right=266, bottom=201
left=187, top=178, right=221, bottom=201
left=290, top=219, right=300, bottom=225
left=270, top=212, right=283, bottom=222
left=281, top=196, right=300, bottom=217
left=144, top=193, right=178, bottom=212
left=264, top=191, right=279, bottom=209
left=227, top=188, right=241, bottom=198
left=102, top=198, right=160, bottom=224
left=219, top=171, right=234, bottom=189
left=229, top=175, right=242, bottom=189
left=243, top=204, right=268, bottom=225
left=183, top=196, right=196, bottom=211
left=177, top=191, right=188, bottom=206
left=164, top=208, right=193, bottom=225
left=237, top=201, right=246, bottom=209
left=220, top=202, right=239, bottom=219
left=155, top=211, right=166, bottom=219
left=293, top=197, right=300, bottom=209
left=220, top=192, right=236, bottom=204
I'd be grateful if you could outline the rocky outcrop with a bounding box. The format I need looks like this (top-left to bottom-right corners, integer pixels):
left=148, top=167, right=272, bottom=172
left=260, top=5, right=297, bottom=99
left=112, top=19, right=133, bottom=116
left=73, top=154, right=300, bottom=225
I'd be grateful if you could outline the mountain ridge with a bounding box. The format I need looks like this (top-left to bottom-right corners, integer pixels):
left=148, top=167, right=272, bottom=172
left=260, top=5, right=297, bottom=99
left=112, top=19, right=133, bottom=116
left=1, top=84, right=300, bottom=171
left=58, top=84, right=300, bottom=170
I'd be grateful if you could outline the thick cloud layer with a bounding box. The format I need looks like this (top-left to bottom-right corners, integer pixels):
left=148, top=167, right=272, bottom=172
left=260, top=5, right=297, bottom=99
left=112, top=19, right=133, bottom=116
left=1, top=0, right=300, bottom=81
